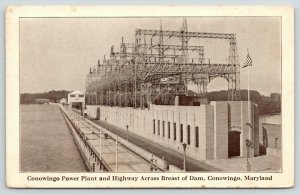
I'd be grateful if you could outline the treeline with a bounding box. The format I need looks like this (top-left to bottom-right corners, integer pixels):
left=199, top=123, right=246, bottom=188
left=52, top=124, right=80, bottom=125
left=20, top=90, right=71, bottom=104
left=21, top=89, right=281, bottom=115
left=206, top=90, right=281, bottom=115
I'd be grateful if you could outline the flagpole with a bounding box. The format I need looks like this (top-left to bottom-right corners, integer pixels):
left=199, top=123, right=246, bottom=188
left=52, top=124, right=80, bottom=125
left=247, top=49, right=251, bottom=141
left=248, top=61, right=251, bottom=140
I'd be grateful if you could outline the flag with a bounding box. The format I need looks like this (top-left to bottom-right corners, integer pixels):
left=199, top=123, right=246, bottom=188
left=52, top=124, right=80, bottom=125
left=242, top=53, right=252, bottom=68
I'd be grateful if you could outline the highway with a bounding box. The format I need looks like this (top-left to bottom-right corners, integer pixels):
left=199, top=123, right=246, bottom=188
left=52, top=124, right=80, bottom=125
left=91, top=119, right=220, bottom=172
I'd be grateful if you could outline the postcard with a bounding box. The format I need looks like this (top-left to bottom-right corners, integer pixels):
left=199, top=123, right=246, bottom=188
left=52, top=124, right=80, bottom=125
left=6, top=5, right=294, bottom=188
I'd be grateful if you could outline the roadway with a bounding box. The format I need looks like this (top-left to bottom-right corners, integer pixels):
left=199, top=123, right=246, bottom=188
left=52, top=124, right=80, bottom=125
left=63, top=106, right=158, bottom=172
left=91, top=119, right=220, bottom=172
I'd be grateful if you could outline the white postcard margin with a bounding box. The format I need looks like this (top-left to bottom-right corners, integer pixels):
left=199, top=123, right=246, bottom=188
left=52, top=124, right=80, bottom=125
left=6, top=6, right=294, bottom=188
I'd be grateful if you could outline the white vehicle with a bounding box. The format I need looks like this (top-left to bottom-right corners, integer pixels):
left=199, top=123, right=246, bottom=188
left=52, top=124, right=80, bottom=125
left=160, top=77, right=179, bottom=84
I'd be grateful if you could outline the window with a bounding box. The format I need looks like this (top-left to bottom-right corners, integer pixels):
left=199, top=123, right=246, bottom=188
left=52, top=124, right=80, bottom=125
left=275, top=138, right=279, bottom=148
left=195, top=126, right=199, bottom=148
left=79, top=95, right=84, bottom=97
left=153, top=119, right=155, bottom=134
left=187, top=125, right=190, bottom=145
left=173, top=123, right=176, bottom=140
left=158, top=120, right=160, bottom=136
left=168, top=122, right=170, bottom=138
left=162, top=121, right=165, bottom=137
left=70, top=95, right=75, bottom=97
left=180, top=124, right=183, bottom=143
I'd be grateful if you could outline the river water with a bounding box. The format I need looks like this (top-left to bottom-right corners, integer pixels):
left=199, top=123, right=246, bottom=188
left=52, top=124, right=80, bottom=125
left=20, top=104, right=88, bottom=172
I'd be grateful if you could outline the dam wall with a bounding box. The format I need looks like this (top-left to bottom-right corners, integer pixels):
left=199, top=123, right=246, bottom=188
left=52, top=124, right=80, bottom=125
left=87, top=101, right=259, bottom=162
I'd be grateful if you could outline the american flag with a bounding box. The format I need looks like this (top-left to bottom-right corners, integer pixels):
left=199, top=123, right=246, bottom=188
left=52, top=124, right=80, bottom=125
left=242, top=53, right=252, bottom=68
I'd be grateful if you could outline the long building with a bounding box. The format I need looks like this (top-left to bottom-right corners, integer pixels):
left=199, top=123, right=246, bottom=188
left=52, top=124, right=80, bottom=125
left=84, top=18, right=259, bottom=164
left=85, top=101, right=259, bottom=162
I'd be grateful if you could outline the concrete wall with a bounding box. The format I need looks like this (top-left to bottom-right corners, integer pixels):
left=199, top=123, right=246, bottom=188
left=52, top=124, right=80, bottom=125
left=211, top=101, right=228, bottom=159
left=87, top=104, right=213, bottom=161
left=258, top=118, right=281, bottom=157
left=227, top=101, right=259, bottom=157
left=253, top=103, right=260, bottom=156
left=205, top=106, right=214, bottom=159
left=87, top=100, right=258, bottom=161
left=263, top=124, right=281, bottom=150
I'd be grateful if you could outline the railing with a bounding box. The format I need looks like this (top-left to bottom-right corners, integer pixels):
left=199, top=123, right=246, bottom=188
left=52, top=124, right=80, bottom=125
left=59, top=105, right=177, bottom=172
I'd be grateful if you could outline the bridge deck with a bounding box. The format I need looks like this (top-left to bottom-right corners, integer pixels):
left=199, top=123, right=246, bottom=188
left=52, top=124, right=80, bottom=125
left=91, top=119, right=219, bottom=172
left=61, top=106, right=161, bottom=172
left=70, top=107, right=219, bottom=172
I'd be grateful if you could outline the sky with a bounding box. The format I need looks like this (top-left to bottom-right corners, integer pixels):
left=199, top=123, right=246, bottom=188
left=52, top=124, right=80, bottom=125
left=20, top=17, right=281, bottom=96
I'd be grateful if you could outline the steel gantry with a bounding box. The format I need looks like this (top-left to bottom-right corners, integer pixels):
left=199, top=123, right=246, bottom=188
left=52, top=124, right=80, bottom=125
left=86, top=18, right=240, bottom=108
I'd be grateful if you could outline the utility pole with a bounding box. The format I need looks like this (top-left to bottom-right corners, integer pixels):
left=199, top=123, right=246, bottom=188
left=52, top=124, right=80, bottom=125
left=245, top=139, right=252, bottom=172
left=99, top=128, right=102, bottom=161
left=150, top=155, right=154, bottom=172
left=182, top=143, right=187, bottom=171
left=116, top=136, right=119, bottom=172
left=126, top=125, right=129, bottom=142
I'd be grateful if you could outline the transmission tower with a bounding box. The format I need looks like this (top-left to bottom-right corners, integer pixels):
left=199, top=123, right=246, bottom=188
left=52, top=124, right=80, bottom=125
left=85, top=18, right=241, bottom=108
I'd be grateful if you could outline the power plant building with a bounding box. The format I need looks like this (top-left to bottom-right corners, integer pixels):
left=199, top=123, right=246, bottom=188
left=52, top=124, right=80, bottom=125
left=86, top=101, right=259, bottom=161
left=84, top=18, right=260, bottom=162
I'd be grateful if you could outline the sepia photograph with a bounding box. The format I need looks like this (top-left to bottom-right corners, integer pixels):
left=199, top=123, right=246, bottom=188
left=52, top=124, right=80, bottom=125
left=6, top=6, right=294, bottom=188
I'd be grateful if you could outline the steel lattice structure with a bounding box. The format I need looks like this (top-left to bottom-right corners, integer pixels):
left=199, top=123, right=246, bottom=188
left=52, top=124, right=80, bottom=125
left=86, top=18, right=240, bottom=108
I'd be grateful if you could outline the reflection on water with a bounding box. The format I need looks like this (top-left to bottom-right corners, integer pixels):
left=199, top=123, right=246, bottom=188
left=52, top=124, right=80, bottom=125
left=20, top=104, right=88, bottom=172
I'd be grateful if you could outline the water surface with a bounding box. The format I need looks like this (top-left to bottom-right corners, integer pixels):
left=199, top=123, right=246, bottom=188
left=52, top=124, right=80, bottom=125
left=20, top=104, right=88, bottom=172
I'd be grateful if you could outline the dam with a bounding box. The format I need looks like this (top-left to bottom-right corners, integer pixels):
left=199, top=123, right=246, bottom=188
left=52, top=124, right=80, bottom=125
left=20, top=18, right=281, bottom=173
left=59, top=104, right=220, bottom=172
left=65, top=18, right=263, bottom=172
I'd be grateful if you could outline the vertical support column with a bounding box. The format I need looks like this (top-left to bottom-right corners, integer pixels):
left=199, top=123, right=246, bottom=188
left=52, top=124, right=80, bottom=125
left=92, top=92, right=94, bottom=105
left=159, top=19, right=164, bottom=62
left=140, top=82, right=145, bottom=109
left=253, top=103, right=260, bottom=157
left=125, top=83, right=128, bottom=107
left=181, top=18, right=189, bottom=65
left=227, top=79, right=230, bottom=101
left=228, top=37, right=240, bottom=101
left=108, top=87, right=111, bottom=106
left=115, top=137, right=119, bottom=172
left=95, top=92, right=98, bottom=105
left=240, top=101, right=254, bottom=158
left=99, top=128, right=102, bottom=171
left=212, top=101, right=228, bottom=159
left=101, top=90, right=104, bottom=106
left=100, top=129, right=102, bottom=161
left=100, top=89, right=103, bottom=105
left=134, top=71, right=137, bottom=108
left=134, top=31, right=141, bottom=109
left=119, top=84, right=122, bottom=107
left=114, top=84, right=117, bottom=106
left=240, top=101, right=244, bottom=157
left=92, top=158, right=95, bottom=172
left=146, top=85, right=151, bottom=109
left=106, top=90, right=108, bottom=106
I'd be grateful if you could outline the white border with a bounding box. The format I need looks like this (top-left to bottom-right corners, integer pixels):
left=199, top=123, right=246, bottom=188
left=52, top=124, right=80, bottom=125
left=6, top=5, right=294, bottom=188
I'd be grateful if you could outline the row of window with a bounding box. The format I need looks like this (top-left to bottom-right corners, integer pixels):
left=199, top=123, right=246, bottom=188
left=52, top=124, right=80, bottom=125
left=153, top=119, right=199, bottom=148
left=70, top=94, right=84, bottom=98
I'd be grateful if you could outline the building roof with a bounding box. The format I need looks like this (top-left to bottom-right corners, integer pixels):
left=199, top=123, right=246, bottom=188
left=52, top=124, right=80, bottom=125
left=68, top=90, right=84, bottom=95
